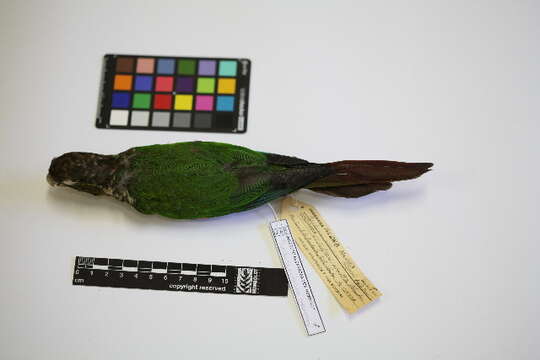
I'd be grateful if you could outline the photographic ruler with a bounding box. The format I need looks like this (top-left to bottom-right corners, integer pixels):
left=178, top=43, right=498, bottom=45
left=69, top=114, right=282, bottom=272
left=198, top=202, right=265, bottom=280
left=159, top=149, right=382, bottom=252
left=73, top=256, right=288, bottom=296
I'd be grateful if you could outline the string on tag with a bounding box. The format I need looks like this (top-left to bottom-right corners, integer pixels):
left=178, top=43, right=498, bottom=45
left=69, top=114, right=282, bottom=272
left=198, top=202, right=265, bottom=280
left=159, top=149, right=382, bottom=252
left=267, top=202, right=279, bottom=221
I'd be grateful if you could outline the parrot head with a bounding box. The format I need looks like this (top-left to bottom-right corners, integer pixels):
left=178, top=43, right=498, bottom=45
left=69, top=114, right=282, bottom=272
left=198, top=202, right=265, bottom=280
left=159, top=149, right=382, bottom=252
left=47, top=152, right=114, bottom=196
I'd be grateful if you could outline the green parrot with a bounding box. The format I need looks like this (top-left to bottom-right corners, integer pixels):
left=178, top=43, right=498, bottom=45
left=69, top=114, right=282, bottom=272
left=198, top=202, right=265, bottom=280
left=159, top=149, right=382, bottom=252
left=47, top=141, right=432, bottom=219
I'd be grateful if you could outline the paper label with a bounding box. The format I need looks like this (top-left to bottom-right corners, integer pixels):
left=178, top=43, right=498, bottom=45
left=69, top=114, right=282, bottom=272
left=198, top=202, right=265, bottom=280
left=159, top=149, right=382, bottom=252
left=270, top=220, right=326, bottom=336
left=280, top=197, right=382, bottom=313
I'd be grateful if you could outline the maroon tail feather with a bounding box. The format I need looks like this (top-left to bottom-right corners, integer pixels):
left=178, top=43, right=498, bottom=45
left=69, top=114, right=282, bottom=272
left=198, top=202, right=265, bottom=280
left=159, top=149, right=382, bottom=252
left=307, top=160, right=432, bottom=198
left=309, top=182, right=393, bottom=198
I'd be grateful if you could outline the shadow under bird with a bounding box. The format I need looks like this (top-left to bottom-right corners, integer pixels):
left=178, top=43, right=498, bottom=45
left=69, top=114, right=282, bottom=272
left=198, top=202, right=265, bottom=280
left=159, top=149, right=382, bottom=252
left=47, top=141, right=433, bottom=219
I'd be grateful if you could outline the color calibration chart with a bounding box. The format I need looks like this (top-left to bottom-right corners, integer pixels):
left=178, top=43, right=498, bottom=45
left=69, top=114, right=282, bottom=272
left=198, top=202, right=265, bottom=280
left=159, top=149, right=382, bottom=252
left=96, top=54, right=251, bottom=133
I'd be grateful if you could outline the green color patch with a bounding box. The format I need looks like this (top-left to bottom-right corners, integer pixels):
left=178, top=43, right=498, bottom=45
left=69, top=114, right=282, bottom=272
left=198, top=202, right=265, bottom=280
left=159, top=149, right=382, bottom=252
left=219, top=61, right=237, bottom=76
left=177, top=59, right=196, bottom=75
left=197, top=77, right=215, bottom=93
left=132, top=93, right=151, bottom=109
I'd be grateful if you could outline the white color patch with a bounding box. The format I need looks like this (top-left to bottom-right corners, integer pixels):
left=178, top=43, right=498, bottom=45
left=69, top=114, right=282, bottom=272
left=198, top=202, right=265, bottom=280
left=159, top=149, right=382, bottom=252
left=109, top=110, right=129, bottom=126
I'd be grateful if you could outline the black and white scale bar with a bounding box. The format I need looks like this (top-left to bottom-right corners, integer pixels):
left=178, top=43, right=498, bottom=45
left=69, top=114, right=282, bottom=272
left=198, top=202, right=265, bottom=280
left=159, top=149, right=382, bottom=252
left=73, top=256, right=288, bottom=296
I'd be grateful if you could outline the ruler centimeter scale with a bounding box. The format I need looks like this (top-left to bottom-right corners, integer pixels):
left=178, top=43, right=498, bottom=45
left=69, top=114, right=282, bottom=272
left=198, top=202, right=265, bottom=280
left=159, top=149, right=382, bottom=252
left=73, top=256, right=288, bottom=296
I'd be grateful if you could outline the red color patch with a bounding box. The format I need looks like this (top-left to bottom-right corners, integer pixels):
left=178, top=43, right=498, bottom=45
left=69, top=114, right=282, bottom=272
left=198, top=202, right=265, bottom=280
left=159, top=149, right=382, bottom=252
left=153, top=94, right=172, bottom=109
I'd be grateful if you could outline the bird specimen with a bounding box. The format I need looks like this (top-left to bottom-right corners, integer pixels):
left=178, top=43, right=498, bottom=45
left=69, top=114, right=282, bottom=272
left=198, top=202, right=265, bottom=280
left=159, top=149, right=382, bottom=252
left=47, top=141, right=432, bottom=219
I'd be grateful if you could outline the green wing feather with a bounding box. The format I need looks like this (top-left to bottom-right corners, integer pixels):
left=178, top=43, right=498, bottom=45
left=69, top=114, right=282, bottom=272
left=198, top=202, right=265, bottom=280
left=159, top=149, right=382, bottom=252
left=127, top=142, right=294, bottom=219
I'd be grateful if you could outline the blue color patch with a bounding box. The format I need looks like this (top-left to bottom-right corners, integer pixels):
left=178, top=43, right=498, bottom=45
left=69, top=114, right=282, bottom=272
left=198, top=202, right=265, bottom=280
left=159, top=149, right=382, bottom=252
left=157, top=59, right=175, bottom=74
left=111, top=92, right=131, bottom=108
left=216, top=96, right=234, bottom=111
left=134, top=75, right=153, bottom=91
left=218, top=61, right=237, bottom=76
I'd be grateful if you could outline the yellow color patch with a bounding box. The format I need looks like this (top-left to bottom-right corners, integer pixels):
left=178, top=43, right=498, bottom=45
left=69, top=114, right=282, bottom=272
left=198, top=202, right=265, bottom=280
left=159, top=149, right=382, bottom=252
left=174, top=95, right=193, bottom=110
left=217, top=78, right=236, bottom=94
left=114, top=75, right=132, bottom=90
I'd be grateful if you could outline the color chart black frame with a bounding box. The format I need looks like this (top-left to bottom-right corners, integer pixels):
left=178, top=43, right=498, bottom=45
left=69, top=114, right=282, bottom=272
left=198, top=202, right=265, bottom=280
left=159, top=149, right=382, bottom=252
left=96, top=54, right=251, bottom=133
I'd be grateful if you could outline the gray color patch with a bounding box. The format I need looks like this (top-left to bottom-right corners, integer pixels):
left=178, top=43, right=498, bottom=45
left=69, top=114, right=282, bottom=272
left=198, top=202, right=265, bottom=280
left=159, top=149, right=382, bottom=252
left=173, top=112, right=191, bottom=128
left=151, top=112, right=171, bottom=127
left=130, top=111, right=149, bottom=127
left=193, top=113, right=212, bottom=128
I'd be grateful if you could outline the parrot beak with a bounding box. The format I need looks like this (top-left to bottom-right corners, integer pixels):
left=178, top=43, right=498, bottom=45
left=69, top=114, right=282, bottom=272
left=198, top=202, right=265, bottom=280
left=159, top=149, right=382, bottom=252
left=47, top=173, right=60, bottom=186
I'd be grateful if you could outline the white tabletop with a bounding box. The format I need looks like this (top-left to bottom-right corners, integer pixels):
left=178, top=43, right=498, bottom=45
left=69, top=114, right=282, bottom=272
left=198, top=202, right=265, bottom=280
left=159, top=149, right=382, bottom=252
left=1, top=1, right=539, bottom=359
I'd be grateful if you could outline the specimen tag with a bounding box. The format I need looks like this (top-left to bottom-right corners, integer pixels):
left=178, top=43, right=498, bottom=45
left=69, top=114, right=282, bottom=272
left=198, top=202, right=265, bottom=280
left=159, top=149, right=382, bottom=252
left=270, top=220, right=326, bottom=336
left=280, top=197, right=382, bottom=313
left=73, top=256, right=288, bottom=296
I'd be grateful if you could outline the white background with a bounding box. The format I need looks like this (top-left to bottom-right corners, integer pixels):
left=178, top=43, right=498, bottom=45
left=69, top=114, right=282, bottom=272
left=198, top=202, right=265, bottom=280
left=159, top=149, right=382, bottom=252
left=1, top=0, right=539, bottom=359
